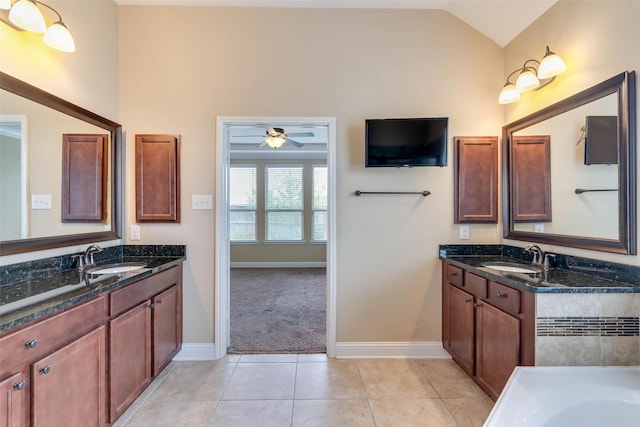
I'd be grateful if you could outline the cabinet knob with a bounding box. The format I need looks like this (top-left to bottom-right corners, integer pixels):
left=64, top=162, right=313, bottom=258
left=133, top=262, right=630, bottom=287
left=148, top=303, right=155, bottom=309
left=156, top=298, right=162, bottom=304
left=496, top=293, right=507, bottom=299
left=39, top=366, right=51, bottom=375
left=473, top=303, right=480, bottom=308
left=465, top=298, right=472, bottom=304
left=13, top=380, right=27, bottom=391
left=25, top=339, right=38, bottom=349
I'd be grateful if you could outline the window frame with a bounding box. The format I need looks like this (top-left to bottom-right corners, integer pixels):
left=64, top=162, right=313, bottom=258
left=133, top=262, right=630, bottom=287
left=229, top=164, right=258, bottom=242
left=311, top=163, right=328, bottom=242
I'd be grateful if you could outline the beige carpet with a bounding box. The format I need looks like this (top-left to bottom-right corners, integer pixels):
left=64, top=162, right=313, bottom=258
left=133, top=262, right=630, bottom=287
left=228, top=268, right=326, bottom=354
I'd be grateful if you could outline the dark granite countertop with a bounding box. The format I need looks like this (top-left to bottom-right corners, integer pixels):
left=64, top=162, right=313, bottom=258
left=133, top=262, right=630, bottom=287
left=0, top=245, right=186, bottom=334
left=440, top=245, right=640, bottom=294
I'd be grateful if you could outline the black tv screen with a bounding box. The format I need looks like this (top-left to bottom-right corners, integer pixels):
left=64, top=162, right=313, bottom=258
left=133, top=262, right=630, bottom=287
left=365, top=117, right=448, bottom=167
left=584, top=115, right=618, bottom=165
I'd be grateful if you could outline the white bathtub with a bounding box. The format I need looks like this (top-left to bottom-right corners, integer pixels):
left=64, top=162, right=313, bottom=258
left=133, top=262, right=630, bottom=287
left=484, top=366, right=640, bottom=427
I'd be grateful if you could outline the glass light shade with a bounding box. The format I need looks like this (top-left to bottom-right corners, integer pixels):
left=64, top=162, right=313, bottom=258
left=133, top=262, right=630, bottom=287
left=265, top=136, right=285, bottom=149
left=9, top=0, right=46, bottom=33
left=515, top=69, right=540, bottom=92
left=538, top=51, right=566, bottom=80
left=498, top=83, right=520, bottom=104
left=0, top=0, right=11, bottom=10
left=43, top=21, right=75, bottom=52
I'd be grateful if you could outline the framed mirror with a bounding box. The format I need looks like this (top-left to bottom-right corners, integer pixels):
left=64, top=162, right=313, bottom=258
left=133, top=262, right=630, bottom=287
left=502, top=71, right=636, bottom=255
left=0, top=72, right=122, bottom=255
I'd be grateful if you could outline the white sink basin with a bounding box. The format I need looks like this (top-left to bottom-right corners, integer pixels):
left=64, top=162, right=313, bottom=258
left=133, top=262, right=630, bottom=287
left=483, top=263, right=541, bottom=274
left=87, top=263, right=146, bottom=275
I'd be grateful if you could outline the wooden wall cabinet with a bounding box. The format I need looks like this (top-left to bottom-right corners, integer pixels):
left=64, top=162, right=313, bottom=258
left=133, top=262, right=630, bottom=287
left=135, top=134, right=180, bottom=222
left=62, top=134, right=108, bottom=222
left=454, top=136, right=499, bottom=223
left=511, top=135, right=552, bottom=222
left=442, top=262, right=535, bottom=399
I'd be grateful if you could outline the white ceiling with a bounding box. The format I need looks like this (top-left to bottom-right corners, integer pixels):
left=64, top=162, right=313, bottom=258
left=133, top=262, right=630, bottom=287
left=115, top=0, right=558, bottom=47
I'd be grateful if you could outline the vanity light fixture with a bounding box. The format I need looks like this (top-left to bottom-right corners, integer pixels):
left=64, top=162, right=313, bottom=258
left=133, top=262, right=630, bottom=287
left=3, top=0, right=75, bottom=52
left=498, top=46, right=566, bottom=104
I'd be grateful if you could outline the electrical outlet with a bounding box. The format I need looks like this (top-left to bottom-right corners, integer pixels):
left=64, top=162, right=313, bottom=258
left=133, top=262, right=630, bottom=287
left=459, top=225, right=470, bottom=240
left=31, top=194, right=52, bottom=210
left=130, top=225, right=141, bottom=241
left=534, top=223, right=545, bottom=233
left=192, top=195, right=213, bottom=210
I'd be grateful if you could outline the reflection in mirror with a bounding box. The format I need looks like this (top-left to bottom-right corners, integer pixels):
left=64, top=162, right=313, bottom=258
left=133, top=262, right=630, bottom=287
left=503, top=71, right=636, bottom=255
left=0, top=115, right=28, bottom=240
left=513, top=93, right=619, bottom=239
left=0, top=72, right=122, bottom=255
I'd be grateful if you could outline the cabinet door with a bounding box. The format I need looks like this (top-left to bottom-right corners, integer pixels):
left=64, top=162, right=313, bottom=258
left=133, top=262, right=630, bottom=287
left=152, top=285, right=180, bottom=376
left=511, top=135, right=552, bottom=222
left=31, top=326, right=106, bottom=427
left=447, top=284, right=475, bottom=375
left=475, top=302, right=520, bottom=398
left=454, top=136, right=499, bottom=223
left=109, top=302, right=152, bottom=422
left=0, top=370, right=29, bottom=427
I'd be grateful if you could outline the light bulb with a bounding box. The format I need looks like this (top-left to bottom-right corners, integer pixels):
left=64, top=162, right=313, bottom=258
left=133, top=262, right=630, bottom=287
left=265, top=136, right=285, bottom=149
left=0, top=0, right=12, bottom=11
left=9, top=0, right=46, bottom=33
left=538, top=47, right=566, bottom=80
left=498, top=82, right=520, bottom=104
left=43, top=21, right=75, bottom=52
left=515, top=69, right=540, bottom=92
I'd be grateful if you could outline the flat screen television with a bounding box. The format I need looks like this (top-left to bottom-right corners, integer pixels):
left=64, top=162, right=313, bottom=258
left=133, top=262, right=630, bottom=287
left=584, top=115, right=618, bottom=165
left=365, top=117, right=448, bottom=167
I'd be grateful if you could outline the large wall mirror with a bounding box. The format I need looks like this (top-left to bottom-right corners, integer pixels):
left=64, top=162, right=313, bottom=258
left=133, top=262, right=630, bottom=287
left=503, top=71, right=636, bottom=255
left=0, top=72, right=122, bottom=255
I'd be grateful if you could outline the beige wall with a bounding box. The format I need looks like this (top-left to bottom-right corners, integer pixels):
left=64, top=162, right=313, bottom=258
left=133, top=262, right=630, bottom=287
left=118, top=6, right=504, bottom=344
left=503, top=0, right=640, bottom=267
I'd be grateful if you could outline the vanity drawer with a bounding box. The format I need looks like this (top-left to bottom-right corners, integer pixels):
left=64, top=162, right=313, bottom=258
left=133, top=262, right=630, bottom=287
left=463, top=272, right=487, bottom=298
left=110, top=266, right=180, bottom=317
left=0, top=295, right=106, bottom=374
left=445, top=264, right=463, bottom=287
left=488, top=281, right=520, bottom=315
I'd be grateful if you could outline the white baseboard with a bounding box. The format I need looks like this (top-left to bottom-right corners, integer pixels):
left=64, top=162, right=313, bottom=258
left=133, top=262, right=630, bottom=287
left=173, top=343, right=217, bottom=361
left=230, top=262, right=326, bottom=268
left=335, top=341, right=451, bottom=359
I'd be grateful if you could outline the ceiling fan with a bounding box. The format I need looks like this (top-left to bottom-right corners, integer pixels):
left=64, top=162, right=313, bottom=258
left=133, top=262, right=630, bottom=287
left=236, top=127, right=314, bottom=149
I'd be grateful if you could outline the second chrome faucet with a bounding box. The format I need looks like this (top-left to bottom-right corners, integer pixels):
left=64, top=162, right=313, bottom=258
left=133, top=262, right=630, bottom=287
left=72, top=244, right=103, bottom=271
left=524, top=244, right=555, bottom=270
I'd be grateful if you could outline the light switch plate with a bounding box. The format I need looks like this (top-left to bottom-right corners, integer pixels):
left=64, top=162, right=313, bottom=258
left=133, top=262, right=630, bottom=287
left=32, top=194, right=52, bottom=210
left=534, top=223, right=545, bottom=233
left=459, top=225, right=470, bottom=240
left=130, top=225, right=141, bottom=241
left=192, top=195, right=213, bottom=210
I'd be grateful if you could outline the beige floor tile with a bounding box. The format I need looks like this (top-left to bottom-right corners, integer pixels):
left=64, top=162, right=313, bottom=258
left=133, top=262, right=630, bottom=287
left=369, top=398, right=458, bottom=427
left=209, top=400, right=293, bottom=427
left=124, top=400, right=216, bottom=427
left=222, top=362, right=297, bottom=400
left=356, top=359, right=438, bottom=398
left=295, top=360, right=366, bottom=399
left=416, top=359, right=489, bottom=399
left=148, top=361, right=237, bottom=402
left=442, top=397, right=495, bottom=427
left=238, top=353, right=298, bottom=363
left=297, top=353, right=329, bottom=362
left=292, top=399, right=375, bottom=426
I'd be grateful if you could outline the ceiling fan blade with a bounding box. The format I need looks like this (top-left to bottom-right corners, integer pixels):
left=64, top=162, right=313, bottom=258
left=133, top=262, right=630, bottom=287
left=257, top=141, right=268, bottom=147
left=233, top=134, right=267, bottom=138
left=285, top=138, right=304, bottom=148
left=287, top=132, right=315, bottom=137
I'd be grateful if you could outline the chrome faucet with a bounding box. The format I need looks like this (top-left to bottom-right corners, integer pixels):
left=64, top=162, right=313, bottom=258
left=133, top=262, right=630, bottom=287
left=524, top=244, right=544, bottom=266
left=84, top=244, right=103, bottom=266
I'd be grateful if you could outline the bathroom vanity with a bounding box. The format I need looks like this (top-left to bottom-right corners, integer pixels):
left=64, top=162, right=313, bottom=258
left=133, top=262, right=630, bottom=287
left=440, top=244, right=640, bottom=400
left=0, top=245, right=185, bottom=426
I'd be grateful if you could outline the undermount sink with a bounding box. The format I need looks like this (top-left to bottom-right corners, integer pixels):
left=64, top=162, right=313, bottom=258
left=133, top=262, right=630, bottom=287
left=86, top=262, right=146, bottom=275
left=482, top=262, right=541, bottom=274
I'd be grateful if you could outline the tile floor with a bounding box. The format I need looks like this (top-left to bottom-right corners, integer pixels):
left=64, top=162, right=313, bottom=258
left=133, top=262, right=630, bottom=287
left=113, top=354, right=495, bottom=427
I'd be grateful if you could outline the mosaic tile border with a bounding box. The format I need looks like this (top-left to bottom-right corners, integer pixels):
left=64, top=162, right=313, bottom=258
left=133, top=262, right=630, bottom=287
left=537, top=316, right=639, bottom=337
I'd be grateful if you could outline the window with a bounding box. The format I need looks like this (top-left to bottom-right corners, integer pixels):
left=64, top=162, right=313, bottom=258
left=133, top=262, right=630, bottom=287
left=312, top=165, right=328, bottom=241
left=229, top=166, right=257, bottom=241
left=265, top=165, right=303, bottom=241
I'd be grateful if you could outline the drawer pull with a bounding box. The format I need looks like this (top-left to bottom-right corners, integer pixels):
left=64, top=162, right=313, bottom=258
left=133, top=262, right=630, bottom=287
left=13, top=380, right=27, bottom=391
left=39, top=366, right=51, bottom=375
left=496, top=293, right=507, bottom=299
left=448, top=272, right=458, bottom=277
left=25, top=339, right=38, bottom=349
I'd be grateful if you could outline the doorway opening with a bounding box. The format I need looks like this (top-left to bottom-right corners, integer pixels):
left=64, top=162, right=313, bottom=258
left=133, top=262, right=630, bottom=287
left=215, top=117, right=337, bottom=359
